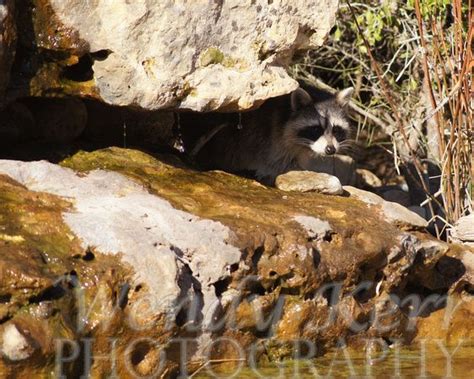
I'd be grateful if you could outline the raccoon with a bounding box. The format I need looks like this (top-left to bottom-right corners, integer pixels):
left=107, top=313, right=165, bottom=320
left=189, top=83, right=354, bottom=184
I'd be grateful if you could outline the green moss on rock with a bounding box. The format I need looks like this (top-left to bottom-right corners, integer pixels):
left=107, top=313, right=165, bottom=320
left=200, top=47, right=225, bottom=66
left=61, top=147, right=398, bottom=293
left=0, top=172, right=130, bottom=376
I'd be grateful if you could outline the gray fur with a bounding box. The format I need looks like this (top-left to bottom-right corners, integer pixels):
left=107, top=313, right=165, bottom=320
left=195, top=85, right=354, bottom=184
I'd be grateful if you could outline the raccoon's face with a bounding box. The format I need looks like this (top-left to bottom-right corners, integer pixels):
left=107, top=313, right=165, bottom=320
left=286, top=87, right=353, bottom=156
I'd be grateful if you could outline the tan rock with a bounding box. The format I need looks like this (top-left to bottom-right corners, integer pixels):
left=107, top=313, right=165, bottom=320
left=344, top=186, right=428, bottom=229
left=275, top=170, right=343, bottom=195
left=344, top=185, right=384, bottom=205
left=450, top=214, right=474, bottom=246
left=381, top=201, right=428, bottom=229
left=19, top=0, right=339, bottom=111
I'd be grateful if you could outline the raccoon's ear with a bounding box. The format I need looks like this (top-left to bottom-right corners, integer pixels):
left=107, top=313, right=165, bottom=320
left=336, top=87, right=354, bottom=106
left=291, top=88, right=313, bottom=111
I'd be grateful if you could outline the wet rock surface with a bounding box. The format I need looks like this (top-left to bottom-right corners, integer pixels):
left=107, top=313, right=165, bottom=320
left=0, top=147, right=472, bottom=377
left=0, top=171, right=134, bottom=376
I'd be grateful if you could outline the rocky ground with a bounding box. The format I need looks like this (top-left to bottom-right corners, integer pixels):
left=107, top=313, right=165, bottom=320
left=0, top=148, right=472, bottom=377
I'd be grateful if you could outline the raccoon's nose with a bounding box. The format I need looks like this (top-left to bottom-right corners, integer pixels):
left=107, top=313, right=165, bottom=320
left=325, top=145, right=336, bottom=155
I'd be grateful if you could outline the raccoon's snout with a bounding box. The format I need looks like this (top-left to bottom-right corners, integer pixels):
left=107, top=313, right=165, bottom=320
left=325, top=145, right=336, bottom=155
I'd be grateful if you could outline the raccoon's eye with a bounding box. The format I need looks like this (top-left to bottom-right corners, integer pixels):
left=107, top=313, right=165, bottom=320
left=297, top=126, right=324, bottom=141
left=332, top=126, right=346, bottom=142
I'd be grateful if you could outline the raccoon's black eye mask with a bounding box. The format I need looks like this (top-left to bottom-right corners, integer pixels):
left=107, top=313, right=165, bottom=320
left=332, top=125, right=346, bottom=141
left=297, top=125, right=324, bottom=141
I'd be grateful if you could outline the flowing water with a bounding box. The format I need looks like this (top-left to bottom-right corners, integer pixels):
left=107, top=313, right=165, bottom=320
left=193, top=342, right=474, bottom=378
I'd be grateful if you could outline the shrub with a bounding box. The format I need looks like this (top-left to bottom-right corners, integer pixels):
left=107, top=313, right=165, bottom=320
left=293, top=0, right=472, bottom=239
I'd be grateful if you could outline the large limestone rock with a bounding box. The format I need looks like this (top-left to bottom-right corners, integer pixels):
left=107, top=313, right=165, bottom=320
left=12, top=0, right=338, bottom=111
left=0, top=148, right=472, bottom=377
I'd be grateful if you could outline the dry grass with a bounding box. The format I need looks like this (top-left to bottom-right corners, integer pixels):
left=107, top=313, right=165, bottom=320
left=292, top=0, right=473, bottom=239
